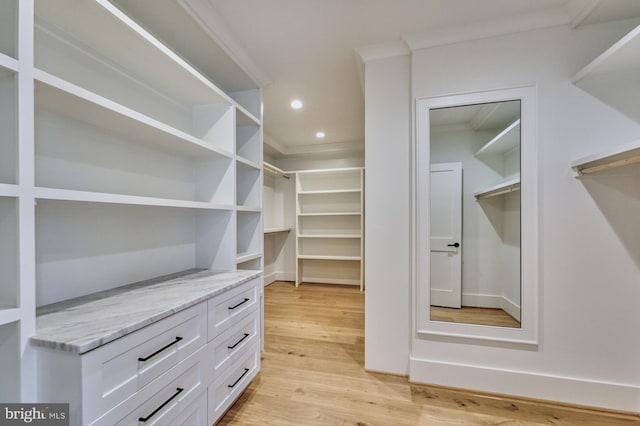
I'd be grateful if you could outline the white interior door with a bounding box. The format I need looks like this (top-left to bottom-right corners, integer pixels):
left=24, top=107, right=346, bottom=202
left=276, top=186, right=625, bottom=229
left=430, top=162, right=462, bottom=308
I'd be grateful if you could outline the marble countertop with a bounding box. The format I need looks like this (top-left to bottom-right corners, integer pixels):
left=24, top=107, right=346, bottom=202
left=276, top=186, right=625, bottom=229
left=31, top=269, right=262, bottom=354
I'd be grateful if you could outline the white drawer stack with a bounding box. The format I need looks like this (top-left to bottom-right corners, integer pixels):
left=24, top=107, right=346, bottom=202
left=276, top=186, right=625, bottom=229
left=32, top=270, right=261, bottom=426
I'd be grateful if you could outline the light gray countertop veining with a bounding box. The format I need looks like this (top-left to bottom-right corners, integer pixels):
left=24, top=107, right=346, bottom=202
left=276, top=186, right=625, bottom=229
left=31, top=269, right=262, bottom=354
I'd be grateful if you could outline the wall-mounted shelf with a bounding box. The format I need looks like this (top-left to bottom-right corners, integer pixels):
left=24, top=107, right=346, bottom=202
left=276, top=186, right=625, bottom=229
left=0, top=53, right=18, bottom=73
left=475, top=119, right=521, bottom=157
left=572, top=23, right=640, bottom=124
left=571, top=139, right=640, bottom=176
left=264, top=228, right=291, bottom=235
left=475, top=177, right=521, bottom=200
left=0, top=184, right=19, bottom=197
left=296, top=168, right=364, bottom=290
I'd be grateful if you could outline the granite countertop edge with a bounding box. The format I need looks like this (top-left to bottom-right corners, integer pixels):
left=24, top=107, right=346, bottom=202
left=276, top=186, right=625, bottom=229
left=30, top=269, right=262, bottom=354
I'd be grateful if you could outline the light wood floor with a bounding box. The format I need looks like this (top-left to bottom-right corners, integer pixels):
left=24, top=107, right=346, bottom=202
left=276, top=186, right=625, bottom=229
left=430, top=305, right=521, bottom=327
left=218, top=281, right=640, bottom=425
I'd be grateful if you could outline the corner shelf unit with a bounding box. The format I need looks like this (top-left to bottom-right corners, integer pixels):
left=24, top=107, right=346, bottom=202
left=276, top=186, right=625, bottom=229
left=474, top=118, right=521, bottom=200
left=295, top=168, right=364, bottom=290
left=6, top=0, right=262, bottom=403
left=571, top=24, right=640, bottom=176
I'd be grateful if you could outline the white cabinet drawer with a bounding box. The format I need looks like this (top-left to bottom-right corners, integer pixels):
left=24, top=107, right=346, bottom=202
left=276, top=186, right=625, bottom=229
left=207, top=310, right=259, bottom=381
left=208, top=278, right=259, bottom=340
left=208, top=342, right=260, bottom=425
left=173, top=391, right=207, bottom=426
left=84, top=303, right=207, bottom=423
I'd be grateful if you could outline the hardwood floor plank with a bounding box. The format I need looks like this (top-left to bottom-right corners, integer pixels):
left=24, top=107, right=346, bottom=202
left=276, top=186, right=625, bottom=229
left=218, top=281, right=640, bottom=425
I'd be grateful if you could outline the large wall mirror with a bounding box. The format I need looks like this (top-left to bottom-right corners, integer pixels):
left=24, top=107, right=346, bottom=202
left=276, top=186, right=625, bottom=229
left=415, top=86, right=539, bottom=344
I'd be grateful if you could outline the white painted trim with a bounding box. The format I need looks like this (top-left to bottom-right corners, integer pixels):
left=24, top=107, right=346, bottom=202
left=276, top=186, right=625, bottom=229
left=403, top=8, right=568, bottom=52
left=355, top=41, right=410, bottom=63
left=178, top=0, right=271, bottom=88
left=300, top=277, right=360, bottom=286
left=264, top=271, right=295, bottom=286
left=409, top=357, right=640, bottom=412
left=567, top=0, right=602, bottom=28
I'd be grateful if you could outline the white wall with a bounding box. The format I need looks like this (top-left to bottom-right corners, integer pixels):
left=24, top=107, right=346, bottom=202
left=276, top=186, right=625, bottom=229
left=364, top=20, right=640, bottom=411
left=363, top=54, right=411, bottom=374
left=263, top=171, right=296, bottom=284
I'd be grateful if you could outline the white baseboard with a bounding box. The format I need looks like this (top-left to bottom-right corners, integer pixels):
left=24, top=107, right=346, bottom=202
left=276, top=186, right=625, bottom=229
left=302, top=276, right=360, bottom=286
left=264, top=271, right=295, bottom=286
left=462, top=293, right=521, bottom=322
left=409, top=357, right=640, bottom=412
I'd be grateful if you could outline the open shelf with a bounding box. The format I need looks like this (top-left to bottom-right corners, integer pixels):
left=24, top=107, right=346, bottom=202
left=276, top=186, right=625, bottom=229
left=475, top=177, right=521, bottom=200
left=35, top=200, right=235, bottom=306
left=298, top=234, right=361, bottom=239
left=298, top=189, right=361, bottom=195
left=475, top=119, right=521, bottom=157
left=297, top=168, right=363, bottom=192
left=0, top=184, right=19, bottom=198
left=0, top=0, right=17, bottom=61
left=236, top=252, right=262, bottom=264
left=237, top=162, right=262, bottom=209
left=298, top=191, right=361, bottom=215
left=298, top=212, right=362, bottom=217
left=297, top=255, right=362, bottom=261
left=34, top=187, right=235, bottom=210
left=571, top=139, right=640, bottom=176
left=264, top=228, right=291, bottom=235
left=236, top=108, right=262, bottom=166
left=237, top=210, right=262, bottom=260
left=0, top=197, right=18, bottom=312
left=572, top=23, right=640, bottom=124
left=34, top=72, right=234, bottom=159
left=0, top=53, right=18, bottom=72
left=0, top=65, right=17, bottom=185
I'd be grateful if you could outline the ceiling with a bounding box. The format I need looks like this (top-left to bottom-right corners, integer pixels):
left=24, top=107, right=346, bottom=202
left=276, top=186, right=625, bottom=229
left=117, top=0, right=640, bottom=159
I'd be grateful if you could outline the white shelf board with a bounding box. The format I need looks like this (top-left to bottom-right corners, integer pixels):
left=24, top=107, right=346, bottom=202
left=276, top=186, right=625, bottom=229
left=298, top=234, right=361, bottom=239
left=475, top=119, right=521, bottom=156
left=264, top=228, right=291, bottom=235
left=237, top=206, right=261, bottom=213
left=291, top=166, right=364, bottom=174
left=263, top=162, right=290, bottom=179
left=298, top=189, right=361, bottom=195
left=35, top=0, right=235, bottom=108
left=572, top=24, right=640, bottom=83
left=298, top=212, right=362, bottom=217
left=474, top=178, right=521, bottom=200
left=34, top=70, right=234, bottom=160
left=0, top=52, right=18, bottom=72
left=571, top=139, right=640, bottom=176
left=0, top=308, right=21, bottom=327
left=0, top=184, right=19, bottom=198
left=236, top=251, right=261, bottom=263
left=34, top=187, right=235, bottom=210
left=236, top=106, right=261, bottom=127
left=297, top=255, right=362, bottom=261
left=236, top=156, right=261, bottom=170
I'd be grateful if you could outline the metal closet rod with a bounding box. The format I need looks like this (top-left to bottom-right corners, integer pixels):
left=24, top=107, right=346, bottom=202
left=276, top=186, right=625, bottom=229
left=263, top=162, right=290, bottom=179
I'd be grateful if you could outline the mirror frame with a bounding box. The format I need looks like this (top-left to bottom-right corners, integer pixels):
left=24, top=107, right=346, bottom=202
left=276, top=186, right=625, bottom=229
left=414, top=86, right=539, bottom=344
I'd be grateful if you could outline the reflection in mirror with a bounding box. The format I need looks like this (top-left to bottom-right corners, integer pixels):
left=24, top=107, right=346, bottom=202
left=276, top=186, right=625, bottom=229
left=429, top=100, right=521, bottom=328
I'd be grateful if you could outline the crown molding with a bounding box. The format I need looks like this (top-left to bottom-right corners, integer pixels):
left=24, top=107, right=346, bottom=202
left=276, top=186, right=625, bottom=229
left=355, top=40, right=410, bottom=63
left=179, top=0, right=272, bottom=88
left=403, top=8, right=571, bottom=52
left=264, top=133, right=364, bottom=158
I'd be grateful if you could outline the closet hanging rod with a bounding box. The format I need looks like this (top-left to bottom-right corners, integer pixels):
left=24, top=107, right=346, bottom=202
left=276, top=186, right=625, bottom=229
left=263, top=162, right=290, bottom=179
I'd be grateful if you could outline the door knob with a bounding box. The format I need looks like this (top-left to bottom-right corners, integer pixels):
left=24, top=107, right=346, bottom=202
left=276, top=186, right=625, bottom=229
left=447, top=242, right=460, bottom=248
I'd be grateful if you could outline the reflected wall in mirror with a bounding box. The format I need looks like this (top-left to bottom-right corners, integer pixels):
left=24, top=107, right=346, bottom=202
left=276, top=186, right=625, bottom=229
left=429, top=100, right=521, bottom=328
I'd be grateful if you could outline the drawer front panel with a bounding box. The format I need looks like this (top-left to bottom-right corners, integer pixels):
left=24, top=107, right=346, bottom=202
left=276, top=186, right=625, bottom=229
left=208, top=310, right=259, bottom=382
left=208, top=342, right=260, bottom=425
left=114, top=359, right=204, bottom=426
left=207, top=278, right=259, bottom=340
left=173, top=391, right=207, bottom=426
left=84, top=303, right=207, bottom=422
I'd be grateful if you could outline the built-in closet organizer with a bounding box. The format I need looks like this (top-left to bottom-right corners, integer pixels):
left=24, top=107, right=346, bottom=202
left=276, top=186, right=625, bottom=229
left=571, top=23, right=640, bottom=175
left=2, top=0, right=263, bottom=415
left=0, top=0, right=19, bottom=403
left=32, top=271, right=261, bottom=426
left=263, top=162, right=293, bottom=286
left=295, top=168, right=364, bottom=290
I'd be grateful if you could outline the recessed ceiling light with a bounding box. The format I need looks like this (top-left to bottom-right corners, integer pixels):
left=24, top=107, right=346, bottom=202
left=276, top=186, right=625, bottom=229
left=290, top=99, right=303, bottom=109
left=315, top=131, right=325, bottom=139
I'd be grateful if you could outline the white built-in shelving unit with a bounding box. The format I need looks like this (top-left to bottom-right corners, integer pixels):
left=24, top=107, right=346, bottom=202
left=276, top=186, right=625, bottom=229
left=4, top=0, right=262, bottom=402
left=474, top=119, right=521, bottom=200
left=571, top=23, right=640, bottom=175
left=295, top=168, right=364, bottom=290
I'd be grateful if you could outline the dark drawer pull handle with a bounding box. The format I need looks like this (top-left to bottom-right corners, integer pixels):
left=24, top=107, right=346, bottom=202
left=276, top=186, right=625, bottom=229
left=138, top=387, right=183, bottom=422
left=447, top=242, right=460, bottom=248
left=228, top=368, right=250, bottom=388
left=228, top=298, right=250, bottom=310
left=138, top=337, right=183, bottom=362
left=228, top=333, right=250, bottom=349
